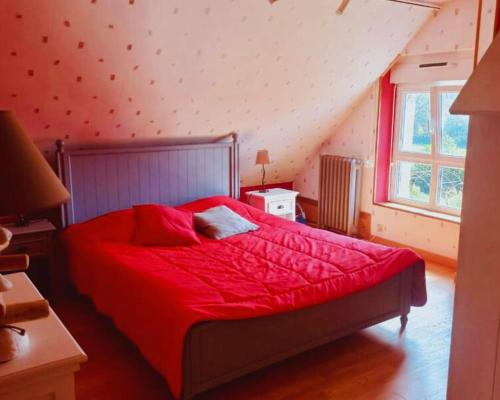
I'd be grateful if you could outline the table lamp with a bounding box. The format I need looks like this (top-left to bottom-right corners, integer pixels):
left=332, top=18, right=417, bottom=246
left=255, top=150, right=271, bottom=193
left=0, top=110, right=70, bottom=225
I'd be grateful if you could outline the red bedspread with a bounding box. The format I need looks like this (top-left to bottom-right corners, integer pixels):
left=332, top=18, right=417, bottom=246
left=62, top=196, right=426, bottom=398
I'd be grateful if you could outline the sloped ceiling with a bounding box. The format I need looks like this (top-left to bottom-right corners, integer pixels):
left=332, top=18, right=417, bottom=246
left=0, top=0, right=432, bottom=186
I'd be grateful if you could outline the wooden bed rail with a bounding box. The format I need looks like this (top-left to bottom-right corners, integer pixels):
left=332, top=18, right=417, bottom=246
left=181, top=265, right=416, bottom=399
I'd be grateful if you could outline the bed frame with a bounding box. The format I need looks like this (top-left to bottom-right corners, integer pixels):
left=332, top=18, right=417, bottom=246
left=56, top=134, right=419, bottom=399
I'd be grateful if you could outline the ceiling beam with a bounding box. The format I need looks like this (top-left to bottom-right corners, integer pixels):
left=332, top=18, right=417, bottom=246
left=386, top=0, right=442, bottom=9
left=271, top=0, right=443, bottom=12
left=336, top=0, right=351, bottom=15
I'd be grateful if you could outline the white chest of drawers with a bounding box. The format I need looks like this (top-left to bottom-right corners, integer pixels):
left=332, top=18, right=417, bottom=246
left=246, top=188, right=299, bottom=221
left=0, top=273, right=87, bottom=400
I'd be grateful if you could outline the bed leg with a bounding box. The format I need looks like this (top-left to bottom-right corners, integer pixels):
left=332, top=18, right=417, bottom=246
left=400, top=314, right=408, bottom=333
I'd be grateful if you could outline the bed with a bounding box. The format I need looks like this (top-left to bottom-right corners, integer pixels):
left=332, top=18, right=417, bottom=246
left=57, top=134, right=426, bottom=400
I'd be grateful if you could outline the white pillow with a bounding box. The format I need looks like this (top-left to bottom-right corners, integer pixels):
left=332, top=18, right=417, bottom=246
left=194, top=205, right=259, bottom=239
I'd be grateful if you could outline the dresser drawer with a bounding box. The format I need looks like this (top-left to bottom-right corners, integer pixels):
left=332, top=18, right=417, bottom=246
left=3, top=237, right=49, bottom=257
left=268, top=199, right=293, bottom=215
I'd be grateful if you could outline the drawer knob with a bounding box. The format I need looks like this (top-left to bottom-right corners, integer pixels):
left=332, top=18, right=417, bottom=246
left=277, top=205, right=284, bottom=209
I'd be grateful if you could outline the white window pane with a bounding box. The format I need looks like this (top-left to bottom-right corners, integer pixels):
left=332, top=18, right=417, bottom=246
left=437, top=166, right=464, bottom=210
left=399, top=92, right=431, bottom=154
left=395, top=161, right=432, bottom=204
left=439, top=92, right=469, bottom=157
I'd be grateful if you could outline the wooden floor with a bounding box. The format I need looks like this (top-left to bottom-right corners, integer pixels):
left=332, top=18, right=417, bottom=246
left=53, top=262, right=454, bottom=400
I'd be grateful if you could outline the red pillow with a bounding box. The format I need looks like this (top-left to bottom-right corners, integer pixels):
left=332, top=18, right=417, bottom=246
left=132, top=204, right=201, bottom=247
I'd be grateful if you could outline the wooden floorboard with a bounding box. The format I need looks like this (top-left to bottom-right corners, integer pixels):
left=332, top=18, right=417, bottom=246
left=53, top=262, right=454, bottom=400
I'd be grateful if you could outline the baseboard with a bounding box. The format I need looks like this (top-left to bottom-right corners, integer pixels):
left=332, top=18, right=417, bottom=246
left=296, top=196, right=318, bottom=206
left=297, top=196, right=318, bottom=226
left=358, top=212, right=371, bottom=240
left=371, top=236, right=457, bottom=269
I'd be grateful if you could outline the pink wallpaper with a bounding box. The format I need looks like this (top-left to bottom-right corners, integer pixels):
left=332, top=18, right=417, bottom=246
left=0, top=0, right=432, bottom=187
left=403, top=0, right=477, bottom=55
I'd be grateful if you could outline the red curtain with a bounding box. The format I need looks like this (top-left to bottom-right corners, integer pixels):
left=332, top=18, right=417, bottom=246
left=495, top=0, right=500, bottom=36
left=374, top=71, right=396, bottom=204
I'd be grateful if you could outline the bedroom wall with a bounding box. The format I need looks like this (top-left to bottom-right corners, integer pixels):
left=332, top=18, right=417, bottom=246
left=295, top=0, right=490, bottom=260
left=0, top=0, right=434, bottom=190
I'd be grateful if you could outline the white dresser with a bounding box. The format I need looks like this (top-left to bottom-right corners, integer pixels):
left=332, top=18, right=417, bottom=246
left=246, top=188, right=299, bottom=221
left=0, top=273, right=87, bottom=400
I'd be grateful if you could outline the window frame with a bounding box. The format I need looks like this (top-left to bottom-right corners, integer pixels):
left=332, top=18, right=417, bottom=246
left=390, top=83, right=466, bottom=216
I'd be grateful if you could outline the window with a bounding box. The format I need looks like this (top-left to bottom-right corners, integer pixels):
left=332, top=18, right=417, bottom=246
left=390, top=84, right=469, bottom=215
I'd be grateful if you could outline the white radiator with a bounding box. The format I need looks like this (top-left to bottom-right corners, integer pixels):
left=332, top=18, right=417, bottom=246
left=318, top=155, right=362, bottom=236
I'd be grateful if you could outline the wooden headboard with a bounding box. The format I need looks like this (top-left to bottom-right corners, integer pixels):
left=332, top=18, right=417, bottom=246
left=56, top=133, right=239, bottom=227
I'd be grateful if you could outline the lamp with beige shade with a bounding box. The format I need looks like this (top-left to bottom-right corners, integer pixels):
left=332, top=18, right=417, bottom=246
left=0, top=110, right=70, bottom=226
left=0, top=110, right=69, bottom=362
left=255, top=149, right=271, bottom=193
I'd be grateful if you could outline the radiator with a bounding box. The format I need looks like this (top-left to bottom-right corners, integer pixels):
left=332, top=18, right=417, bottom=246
left=318, top=155, right=362, bottom=236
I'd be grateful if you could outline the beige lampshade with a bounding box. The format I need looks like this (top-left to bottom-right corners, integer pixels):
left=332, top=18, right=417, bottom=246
left=255, top=150, right=271, bottom=165
left=0, top=110, right=70, bottom=216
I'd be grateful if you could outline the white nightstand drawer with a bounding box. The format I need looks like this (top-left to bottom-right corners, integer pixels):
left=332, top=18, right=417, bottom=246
left=245, top=188, right=299, bottom=221
left=268, top=199, right=293, bottom=215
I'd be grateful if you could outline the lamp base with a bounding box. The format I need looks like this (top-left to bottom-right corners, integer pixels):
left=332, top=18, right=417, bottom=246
left=15, top=214, right=30, bottom=227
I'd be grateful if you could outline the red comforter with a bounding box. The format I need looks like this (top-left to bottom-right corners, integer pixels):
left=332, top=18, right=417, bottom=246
left=62, top=196, right=426, bottom=398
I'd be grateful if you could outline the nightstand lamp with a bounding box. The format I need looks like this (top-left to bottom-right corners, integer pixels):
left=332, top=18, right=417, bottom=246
left=0, top=110, right=70, bottom=226
left=255, top=149, right=271, bottom=193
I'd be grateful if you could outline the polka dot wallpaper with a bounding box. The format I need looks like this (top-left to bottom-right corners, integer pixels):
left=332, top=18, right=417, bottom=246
left=295, top=86, right=377, bottom=202
left=295, top=0, right=489, bottom=259
left=0, top=0, right=431, bottom=187
left=477, top=0, right=498, bottom=59
left=403, top=0, right=477, bottom=55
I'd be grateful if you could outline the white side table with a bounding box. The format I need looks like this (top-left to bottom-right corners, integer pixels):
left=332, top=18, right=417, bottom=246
left=0, top=273, right=87, bottom=400
left=246, top=188, right=299, bottom=221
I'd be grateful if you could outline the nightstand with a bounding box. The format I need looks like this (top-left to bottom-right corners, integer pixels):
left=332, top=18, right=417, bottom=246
left=0, top=273, right=87, bottom=400
left=246, top=188, right=299, bottom=221
left=2, top=219, right=56, bottom=297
